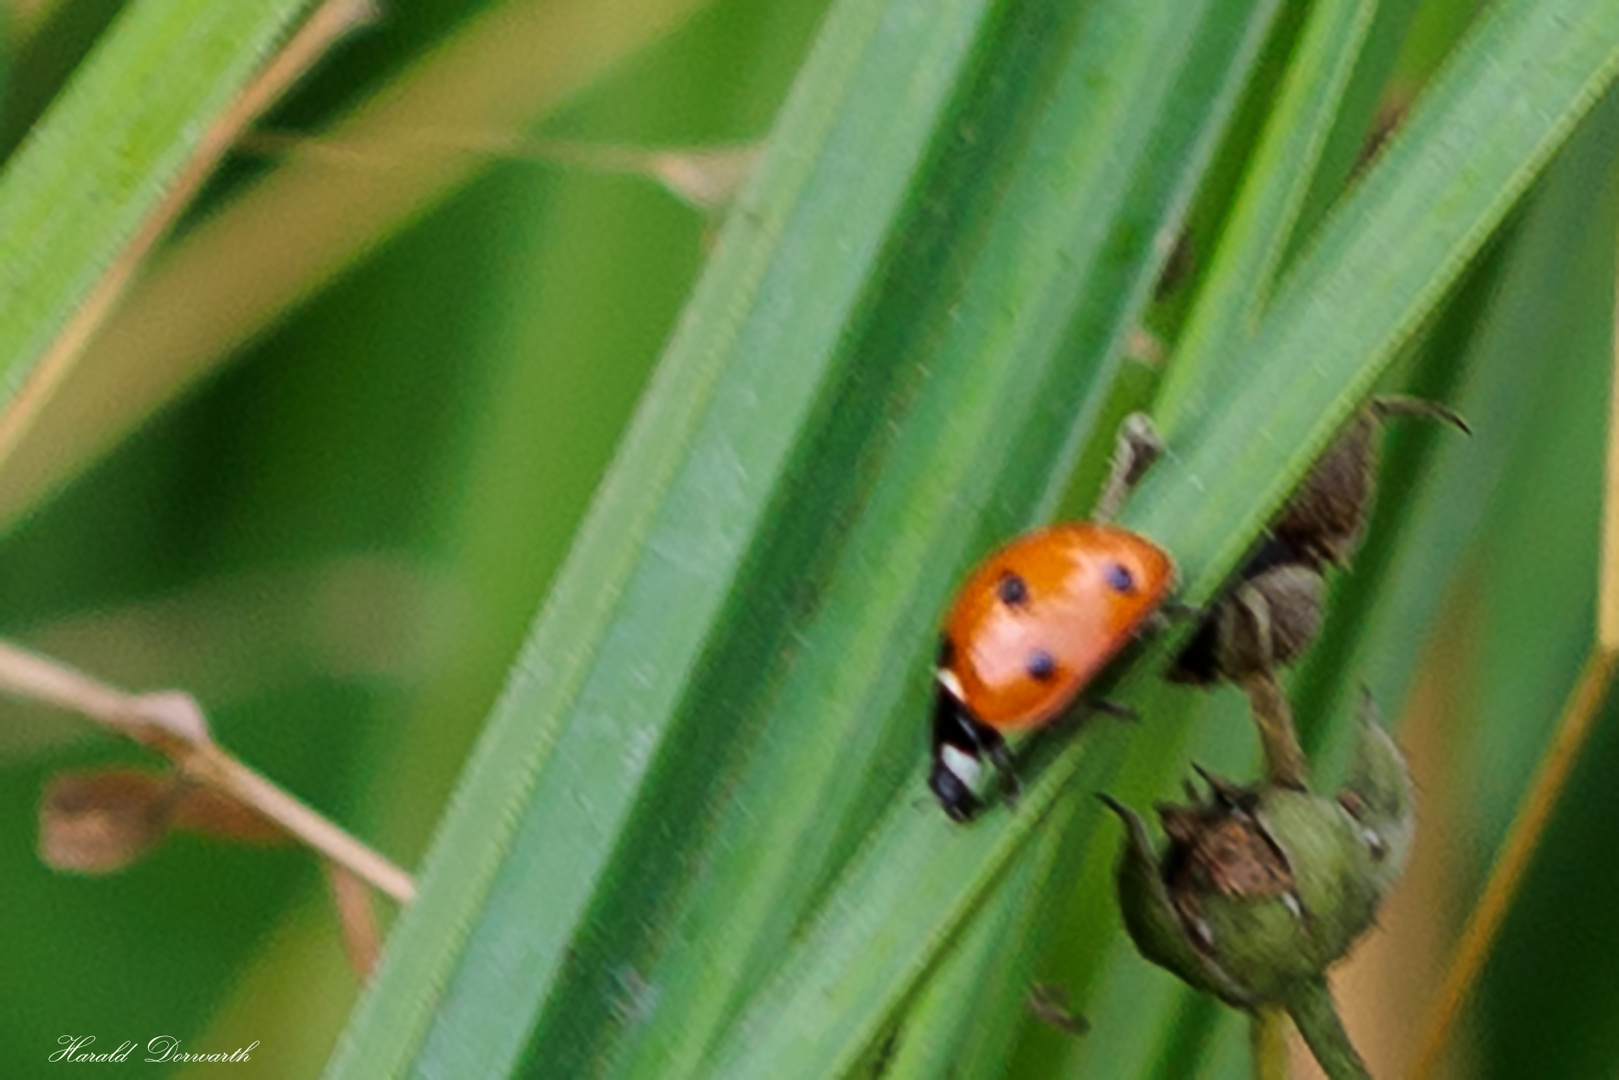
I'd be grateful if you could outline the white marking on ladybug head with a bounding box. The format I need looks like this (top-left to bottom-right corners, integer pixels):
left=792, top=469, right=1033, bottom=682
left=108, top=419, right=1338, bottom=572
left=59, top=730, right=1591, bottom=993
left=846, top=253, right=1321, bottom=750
left=940, top=743, right=983, bottom=789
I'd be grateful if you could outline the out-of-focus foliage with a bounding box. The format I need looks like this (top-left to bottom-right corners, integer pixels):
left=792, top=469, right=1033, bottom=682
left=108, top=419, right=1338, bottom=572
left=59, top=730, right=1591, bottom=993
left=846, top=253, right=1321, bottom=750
left=0, top=1, right=1615, bottom=1078
left=0, top=1, right=828, bottom=1074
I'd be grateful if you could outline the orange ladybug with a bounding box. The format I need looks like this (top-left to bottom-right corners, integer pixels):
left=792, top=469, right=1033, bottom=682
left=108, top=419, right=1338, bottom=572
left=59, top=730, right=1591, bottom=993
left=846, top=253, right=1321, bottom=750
left=930, top=521, right=1175, bottom=820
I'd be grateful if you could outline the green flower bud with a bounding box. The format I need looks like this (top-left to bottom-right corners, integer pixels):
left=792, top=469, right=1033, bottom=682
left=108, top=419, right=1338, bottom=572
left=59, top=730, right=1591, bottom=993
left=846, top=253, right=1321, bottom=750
left=1108, top=691, right=1413, bottom=1010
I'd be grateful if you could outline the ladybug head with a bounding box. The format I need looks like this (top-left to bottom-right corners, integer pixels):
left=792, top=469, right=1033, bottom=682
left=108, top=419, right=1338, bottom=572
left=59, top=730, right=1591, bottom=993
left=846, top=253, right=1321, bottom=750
left=929, top=681, right=989, bottom=822
left=929, top=754, right=983, bottom=823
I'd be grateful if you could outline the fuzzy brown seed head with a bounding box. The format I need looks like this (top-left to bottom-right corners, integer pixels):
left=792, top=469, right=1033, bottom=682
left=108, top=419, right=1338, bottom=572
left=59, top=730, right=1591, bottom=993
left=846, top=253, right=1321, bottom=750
left=1165, top=805, right=1293, bottom=902
left=1159, top=798, right=1296, bottom=959
left=1168, top=398, right=1465, bottom=688
left=1270, top=413, right=1378, bottom=569
left=1268, top=397, right=1467, bottom=573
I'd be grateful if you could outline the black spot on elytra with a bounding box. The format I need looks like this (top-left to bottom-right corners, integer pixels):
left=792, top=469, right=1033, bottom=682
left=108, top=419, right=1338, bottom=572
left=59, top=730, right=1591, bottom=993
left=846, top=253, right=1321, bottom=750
left=997, top=572, right=1029, bottom=606
left=1027, top=649, right=1057, bottom=681
left=1105, top=562, right=1135, bottom=594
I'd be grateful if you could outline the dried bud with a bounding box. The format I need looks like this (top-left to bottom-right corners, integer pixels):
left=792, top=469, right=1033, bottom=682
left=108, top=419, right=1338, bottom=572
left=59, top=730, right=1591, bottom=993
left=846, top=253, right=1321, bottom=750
left=1107, top=694, right=1412, bottom=1072
left=1269, top=412, right=1378, bottom=570
left=1169, top=397, right=1465, bottom=685
left=1273, top=396, right=1466, bottom=572
left=1168, top=559, right=1324, bottom=685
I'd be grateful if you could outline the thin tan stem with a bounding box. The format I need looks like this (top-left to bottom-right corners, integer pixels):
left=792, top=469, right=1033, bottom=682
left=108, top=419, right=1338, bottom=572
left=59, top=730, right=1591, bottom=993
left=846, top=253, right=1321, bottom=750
left=1094, top=413, right=1166, bottom=522
left=0, top=0, right=375, bottom=476
left=0, top=638, right=414, bottom=903
left=240, top=129, right=669, bottom=170
left=1408, top=650, right=1617, bottom=1078
left=0, top=0, right=721, bottom=532
left=325, top=862, right=384, bottom=977
left=1411, top=223, right=1619, bottom=1076
left=237, top=129, right=762, bottom=209
left=186, top=750, right=415, bottom=903
left=1602, top=224, right=1619, bottom=648
left=1242, top=670, right=1309, bottom=789
left=0, top=639, right=144, bottom=727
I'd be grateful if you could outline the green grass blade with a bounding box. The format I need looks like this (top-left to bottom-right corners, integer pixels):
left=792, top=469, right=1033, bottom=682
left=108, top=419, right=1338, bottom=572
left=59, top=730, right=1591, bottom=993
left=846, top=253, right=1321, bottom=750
left=0, top=0, right=719, bottom=536
left=326, top=0, right=1274, bottom=1074
left=1460, top=167, right=1616, bottom=850
left=0, top=0, right=319, bottom=399
left=707, top=1, right=1619, bottom=1076
left=599, top=3, right=1275, bottom=1077
left=1284, top=0, right=1428, bottom=261
left=1129, top=0, right=1619, bottom=592
left=879, top=813, right=1074, bottom=1080
left=1399, top=121, right=1619, bottom=1074
left=323, top=0, right=1007, bottom=1074
left=1294, top=96, right=1619, bottom=773
left=1155, top=0, right=1378, bottom=431
left=1104, top=90, right=1619, bottom=1080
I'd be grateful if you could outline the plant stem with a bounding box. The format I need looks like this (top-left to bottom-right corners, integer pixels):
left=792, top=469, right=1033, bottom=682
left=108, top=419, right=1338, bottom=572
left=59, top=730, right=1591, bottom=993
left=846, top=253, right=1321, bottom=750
left=0, top=638, right=415, bottom=902
left=1244, top=671, right=1309, bottom=788
left=1286, top=978, right=1371, bottom=1080
left=1250, top=1006, right=1291, bottom=1080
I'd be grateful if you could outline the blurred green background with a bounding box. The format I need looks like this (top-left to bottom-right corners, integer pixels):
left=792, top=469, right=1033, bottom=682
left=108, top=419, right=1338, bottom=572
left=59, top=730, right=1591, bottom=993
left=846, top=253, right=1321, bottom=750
left=0, top=0, right=1615, bottom=1077
left=0, top=0, right=834, bottom=1074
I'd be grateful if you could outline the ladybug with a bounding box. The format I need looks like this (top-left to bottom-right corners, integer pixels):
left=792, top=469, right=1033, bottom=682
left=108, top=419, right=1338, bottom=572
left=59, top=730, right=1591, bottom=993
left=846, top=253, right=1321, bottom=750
left=930, top=521, right=1176, bottom=821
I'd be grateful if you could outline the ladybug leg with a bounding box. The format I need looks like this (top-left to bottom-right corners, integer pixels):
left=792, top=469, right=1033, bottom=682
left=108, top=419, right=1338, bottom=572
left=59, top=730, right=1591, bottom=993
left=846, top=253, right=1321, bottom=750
left=1158, top=598, right=1203, bottom=621
left=983, top=733, right=1021, bottom=807
left=1093, top=413, right=1165, bottom=522
left=1091, top=698, right=1140, bottom=723
left=1027, top=983, right=1090, bottom=1036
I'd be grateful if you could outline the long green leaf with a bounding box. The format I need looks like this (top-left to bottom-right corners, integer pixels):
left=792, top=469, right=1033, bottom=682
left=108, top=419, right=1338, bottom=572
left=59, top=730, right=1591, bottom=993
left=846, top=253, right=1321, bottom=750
left=1154, top=0, right=1378, bottom=431
left=0, top=0, right=319, bottom=398
left=326, top=0, right=1276, bottom=1074
left=706, top=0, right=1619, bottom=1076
left=324, top=0, right=1008, bottom=1074
left=1130, top=0, right=1619, bottom=587
left=1294, top=94, right=1619, bottom=773
left=0, top=0, right=720, bottom=536
left=600, top=2, right=1275, bottom=1076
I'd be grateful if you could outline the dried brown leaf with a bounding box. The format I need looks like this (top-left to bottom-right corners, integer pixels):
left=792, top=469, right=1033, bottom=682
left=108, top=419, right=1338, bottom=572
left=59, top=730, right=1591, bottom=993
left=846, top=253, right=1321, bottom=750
left=169, top=784, right=288, bottom=845
left=39, top=769, right=174, bottom=874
